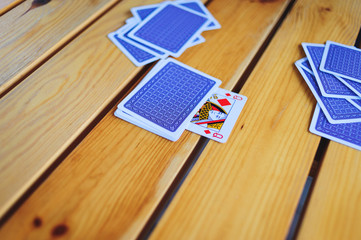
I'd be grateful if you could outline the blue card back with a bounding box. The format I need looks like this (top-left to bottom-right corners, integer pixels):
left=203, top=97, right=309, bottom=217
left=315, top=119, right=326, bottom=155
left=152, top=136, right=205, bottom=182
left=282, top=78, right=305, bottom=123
left=302, top=43, right=357, bottom=98
left=108, top=32, right=158, bottom=66
left=129, top=4, right=209, bottom=56
left=337, top=75, right=361, bottom=98
left=295, top=58, right=361, bottom=123
left=310, top=105, right=361, bottom=151
left=134, top=1, right=219, bottom=29
left=122, top=24, right=165, bottom=56
left=123, top=61, right=218, bottom=132
left=321, top=41, right=361, bottom=82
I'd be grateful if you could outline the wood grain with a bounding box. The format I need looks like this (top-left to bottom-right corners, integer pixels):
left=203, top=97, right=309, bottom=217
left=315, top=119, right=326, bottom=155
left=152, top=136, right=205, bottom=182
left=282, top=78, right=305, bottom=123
left=0, top=0, right=120, bottom=95
left=0, top=0, right=24, bottom=15
left=149, top=0, right=361, bottom=239
left=0, top=0, right=291, bottom=238
left=0, top=0, right=166, bottom=219
left=298, top=143, right=361, bottom=240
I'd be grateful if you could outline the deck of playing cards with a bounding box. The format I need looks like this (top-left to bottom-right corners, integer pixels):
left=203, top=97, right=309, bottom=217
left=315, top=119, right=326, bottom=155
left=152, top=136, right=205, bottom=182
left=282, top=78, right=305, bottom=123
left=295, top=41, right=361, bottom=151
left=115, top=58, right=247, bottom=142
left=108, top=0, right=220, bottom=66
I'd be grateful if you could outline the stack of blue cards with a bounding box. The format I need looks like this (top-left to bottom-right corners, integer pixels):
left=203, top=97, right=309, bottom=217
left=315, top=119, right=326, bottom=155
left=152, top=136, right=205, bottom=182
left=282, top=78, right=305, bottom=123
left=115, top=58, right=247, bottom=142
left=295, top=41, right=361, bottom=151
left=108, top=0, right=220, bottom=66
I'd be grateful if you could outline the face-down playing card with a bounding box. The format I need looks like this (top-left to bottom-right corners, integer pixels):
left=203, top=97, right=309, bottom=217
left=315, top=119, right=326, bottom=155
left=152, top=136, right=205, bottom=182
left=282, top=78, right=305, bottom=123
left=128, top=2, right=210, bottom=57
left=118, top=20, right=167, bottom=58
left=310, top=104, right=361, bottom=151
left=320, top=41, right=361, bottom=83
left=131, top=0, right=220, bottom=31
left=187, top=88, right=247, bottom=143
left=116, top=58, right=222, bottom=141
left=295, top=58, right=361, bottom=124
left=108, top=27, right=160, bottom=67
left=301, top=43, right=359, bottom=98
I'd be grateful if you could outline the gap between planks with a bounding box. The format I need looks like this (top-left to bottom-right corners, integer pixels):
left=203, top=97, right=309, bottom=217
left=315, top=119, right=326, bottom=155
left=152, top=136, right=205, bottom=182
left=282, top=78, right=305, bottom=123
left=0, top=64, right=154, bottom=227
left=286, top=25, right=361, bottom=240
left=0, top=0, right=25, bottom=16
left=137, top=0, right=298, bottom=238
left=0, top=0, right=208, bottom=228
left=0, top=0, right=123, bottom=99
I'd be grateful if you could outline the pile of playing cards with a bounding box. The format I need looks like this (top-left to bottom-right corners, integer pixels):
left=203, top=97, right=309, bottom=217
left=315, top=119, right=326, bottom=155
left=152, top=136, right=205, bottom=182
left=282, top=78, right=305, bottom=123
left=108, top=0, right=220, bottom=66
left=295, top=41, right=361, bottom=151
left=115, top=58, right=247, bottom=143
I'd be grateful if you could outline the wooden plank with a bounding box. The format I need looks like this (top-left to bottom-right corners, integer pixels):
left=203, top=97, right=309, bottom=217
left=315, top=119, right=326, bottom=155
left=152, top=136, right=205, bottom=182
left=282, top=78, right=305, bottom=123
left=0, top=0, right=24, bottom=15
left=0, top=0, right=291, bottom=239
left=0, top=0, right=166, bottom=219
left=298, top=143, right=361, bottom=240
left=0, top=0, right=120, bottom=95
left=149, top=0, right=361, bottom=239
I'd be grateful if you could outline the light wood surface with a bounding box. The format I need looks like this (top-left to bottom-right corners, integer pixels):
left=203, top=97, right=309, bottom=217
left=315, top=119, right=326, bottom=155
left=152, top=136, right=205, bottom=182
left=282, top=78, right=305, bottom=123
left=0, top=0, right=24, bottom=15
left=0, top=0, right=291, bottom=239
left=149, top=0, right=361, bottom=239
left=298, top=142, right=361, bottom=240
left=0, top=0, right=166, bottom=219
left=0, top=0, right=120, bottom=95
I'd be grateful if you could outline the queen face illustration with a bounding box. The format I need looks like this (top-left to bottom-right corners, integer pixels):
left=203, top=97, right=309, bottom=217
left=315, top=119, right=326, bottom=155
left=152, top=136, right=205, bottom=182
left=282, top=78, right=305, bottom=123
left=209, top=110, right=227, bottom=120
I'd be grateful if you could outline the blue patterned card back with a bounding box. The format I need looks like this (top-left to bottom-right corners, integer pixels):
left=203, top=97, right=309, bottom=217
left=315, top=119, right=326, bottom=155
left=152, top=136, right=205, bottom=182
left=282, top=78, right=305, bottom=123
left=336, top=76, right=361, bottom=98
left=129, top=3, right=209, bottom=56
left=320, top=41, right=361, bottom=82
left=123, top=60, right=218, bottom=132
left=108, top=32, right=158, bottom=66
left=133, top=1, right=220, bottom=30
left=122, top=24, right=165, bottom=56
left=302, top=43, right=357, bottom=98
left=136, top=7, right=156, bottom=20
left=310, top=105, right=361, bottom=151
left=295, top=58, right=361, bottom=123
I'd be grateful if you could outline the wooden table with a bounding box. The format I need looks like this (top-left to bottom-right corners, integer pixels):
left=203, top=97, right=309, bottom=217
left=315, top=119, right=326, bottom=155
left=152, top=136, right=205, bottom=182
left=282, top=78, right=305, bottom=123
left=0, top=0, right=360, bottom=239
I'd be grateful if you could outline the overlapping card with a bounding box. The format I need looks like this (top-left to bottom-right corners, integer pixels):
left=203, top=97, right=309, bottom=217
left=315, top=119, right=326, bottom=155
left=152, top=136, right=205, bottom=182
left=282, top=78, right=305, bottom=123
left=115, top=58, right=247, bottom=142
left=108, top=0, right=220, bottom=66
left=295, top=41, right=361, bottom=151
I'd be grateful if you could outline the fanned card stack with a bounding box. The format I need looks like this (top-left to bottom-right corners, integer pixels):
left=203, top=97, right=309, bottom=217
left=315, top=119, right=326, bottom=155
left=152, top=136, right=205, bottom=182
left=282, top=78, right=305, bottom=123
left=115, top=58, right=247, bottom=142
left=108, top=0, right=221, bottom=66
left=295, top=41, right=361, bottom=151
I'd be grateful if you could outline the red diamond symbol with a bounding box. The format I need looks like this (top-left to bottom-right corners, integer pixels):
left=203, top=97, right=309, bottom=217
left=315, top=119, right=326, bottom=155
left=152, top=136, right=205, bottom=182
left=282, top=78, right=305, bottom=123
left=204, top=130, right=211, bottom=134
left=217, top=98, right=231, bottom=106
left=225, top=93, right=231, bottom=96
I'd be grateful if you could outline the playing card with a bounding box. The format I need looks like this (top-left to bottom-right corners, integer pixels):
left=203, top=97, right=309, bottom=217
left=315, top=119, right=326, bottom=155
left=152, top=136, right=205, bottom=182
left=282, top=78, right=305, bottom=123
left=349, top=98, right=361, bottom=111
left=128, top=8, right=204, bottom=47
left=128, top=2, right=210, bottom=57
left=301, top=43, right=358, bottom=98
left=336, top=75, right=361, bottom=98
left=295, top=58, right=361, bottom=124
left=187, top=35, right=205, bottom=48
left=131, top=0, right=220, bottom=30
left=114, top=109, right=165, bottom=136
left=116, top=58, right=222, bottom=141
left=320, top=41, right=361, bottom=82
left=177, top=0, right=220, bottom=30
left=310, top=104, right=361, bottom=151
left=187, top=88, right=247, bottom=143
left=118, top=21, right=167, bottom=59
left=107, top=30, right=159, bottom=67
